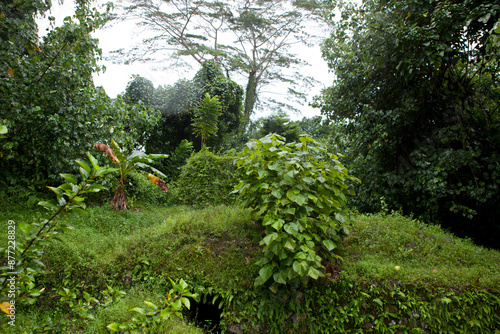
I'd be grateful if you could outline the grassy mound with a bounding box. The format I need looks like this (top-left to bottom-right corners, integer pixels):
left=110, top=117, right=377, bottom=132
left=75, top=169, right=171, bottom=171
left=342, top=213, right=500, bottom=292
left=0, top=205, right=499, bottom=333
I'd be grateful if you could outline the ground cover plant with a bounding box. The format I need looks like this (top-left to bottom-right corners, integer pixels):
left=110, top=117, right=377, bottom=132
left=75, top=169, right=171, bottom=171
left=1, top=201, right=499, bottom=333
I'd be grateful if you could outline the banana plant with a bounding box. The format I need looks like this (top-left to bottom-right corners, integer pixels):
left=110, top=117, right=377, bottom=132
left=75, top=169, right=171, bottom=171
left=94, top=140, right=169, bottom=210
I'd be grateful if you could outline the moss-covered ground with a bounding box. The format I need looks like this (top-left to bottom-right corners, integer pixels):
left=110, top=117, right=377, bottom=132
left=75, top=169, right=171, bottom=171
left=1, top=204, right=499, bottom=333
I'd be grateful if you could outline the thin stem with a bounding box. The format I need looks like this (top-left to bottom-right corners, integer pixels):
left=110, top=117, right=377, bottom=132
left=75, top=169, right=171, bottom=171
left=0, top=173, right=96, bottom=288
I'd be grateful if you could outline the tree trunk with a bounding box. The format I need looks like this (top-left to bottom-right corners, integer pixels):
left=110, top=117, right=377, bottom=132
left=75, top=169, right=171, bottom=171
left=244, top=71, right=258, bottom=125
left=111, top=181, right=128, bottom=211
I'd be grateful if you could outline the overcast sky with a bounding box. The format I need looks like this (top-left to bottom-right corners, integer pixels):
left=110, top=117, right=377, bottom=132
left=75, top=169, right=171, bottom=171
left=37, top=0, right=334, bottom=120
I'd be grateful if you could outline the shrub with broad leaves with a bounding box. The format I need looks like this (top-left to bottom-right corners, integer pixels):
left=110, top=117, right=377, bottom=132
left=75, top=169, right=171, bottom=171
left=233, top=134, right=359, bottom=291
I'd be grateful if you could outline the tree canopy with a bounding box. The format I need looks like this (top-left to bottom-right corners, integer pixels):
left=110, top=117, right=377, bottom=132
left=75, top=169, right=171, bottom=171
left=143, top=60, right=244, bottom=155
left=317, top=0, right=500, bottom=247
left=118, top=0, right=325, bottom=123
left=0, top=0, right=160, bottom=190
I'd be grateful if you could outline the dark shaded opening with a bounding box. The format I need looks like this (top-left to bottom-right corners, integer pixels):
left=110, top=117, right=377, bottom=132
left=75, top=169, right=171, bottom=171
left=184, top=294, right=222, bottom=333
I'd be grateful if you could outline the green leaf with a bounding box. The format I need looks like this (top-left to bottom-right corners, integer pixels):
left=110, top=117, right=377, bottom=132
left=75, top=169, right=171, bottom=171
left=307, top=193, right=318, bottom=203
left=283, top=239, right=296, bottom=251
left=335, top=213, right=346, bottom=224
left=87, top=152, right=100, bottom=172
left=69, top=207, right=87, bottom=215
left=307, top=267, right=321, bottom=280
left=18, top=221, right=31, bottom=235
left=286, top=188, right=300, bottom=201
left=181, top=297, right=191, bottom=309
left=273, top=270, right=287, bottom=284
left=75, top=159, right=91, bottom=174
left=47, top=186, right=63, bottom=198
left=107, top=323, right=120, bottom=331
left=59, top=183, right=77, bottom=194
left=60, top=173, right=77, bottom=184
left=130, top=307, right=148, bottom=315
left=144, top=301, right=158, bottom=310
left=95, top=166, right=119, bottom=177
left=259, top=264, right=275, bottom=283
left=254, top=276, right=265, bottom=287
left=110, top=139, right=125, bottom=162
left=284, top=222, right=299, bottom=237
left=291, top=193, right=307, bottom=206
left=79, top=166, right=89, bottom=179
left=294, top=251, right=307, bottom=260
left=85, top=184, right=107, bottom=192
left=268, top=162, right=282, bottom=172
left=293, top=261, right=308, bottom=276
left=254, top=256, right=270, bottom=267
left=271, top=218, right=285, bottom=230
left=260, top=232, right=278, bottom=245
left=278, top=248, right=288, bottom=260
left=178, top=278, right=189, bottom=290
left=322, top=239, right=336, bottom=251
left=257, top=169, right=268, bottom=178
left=38, top=200, right=59, bottom=212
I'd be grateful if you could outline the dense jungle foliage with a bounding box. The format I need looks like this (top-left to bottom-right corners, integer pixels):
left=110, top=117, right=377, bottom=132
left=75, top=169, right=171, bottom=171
left=0, top=0, right=499, bottom=332
left=315, top=0, right=500, bottom=248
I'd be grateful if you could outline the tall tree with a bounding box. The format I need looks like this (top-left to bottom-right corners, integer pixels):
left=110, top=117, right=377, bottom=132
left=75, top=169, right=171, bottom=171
left=118, top=0, right=324, bottom=123
left=317, top=0, right=500, bottom=247
left=0, top=1, right=159, bottom=189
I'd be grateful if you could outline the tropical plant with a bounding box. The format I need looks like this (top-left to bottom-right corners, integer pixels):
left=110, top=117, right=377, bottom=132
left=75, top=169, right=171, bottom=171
left=192, top=93, right=222, bottom=151
left=233, top=134, right=358, bottom=291
left=94, top=140, right=169, bottom=210
left=107, top=278, right=196, bottom=333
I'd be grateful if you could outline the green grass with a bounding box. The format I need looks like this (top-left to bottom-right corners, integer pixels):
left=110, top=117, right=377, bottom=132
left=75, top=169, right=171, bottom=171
left=1, top=204, right=499, bottom=332
left=41, top=205, right=259, bottom=292
left=341, top=213, right=500, bottom=292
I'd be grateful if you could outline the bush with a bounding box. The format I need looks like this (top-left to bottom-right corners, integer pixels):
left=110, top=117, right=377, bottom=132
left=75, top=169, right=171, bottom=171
left=176, top=151, right=238, bottom=207
left=233, top=134, right=358, bottom=290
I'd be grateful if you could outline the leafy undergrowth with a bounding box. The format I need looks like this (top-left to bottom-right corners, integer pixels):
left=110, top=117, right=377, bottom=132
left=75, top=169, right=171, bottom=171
left=5, top=285, right=204, bottom=334
left=1, top=205, right=499, bottom=333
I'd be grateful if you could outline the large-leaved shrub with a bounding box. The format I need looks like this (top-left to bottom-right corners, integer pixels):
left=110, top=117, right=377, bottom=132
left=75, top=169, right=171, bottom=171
left=233, top=134, right=358, bottom=290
